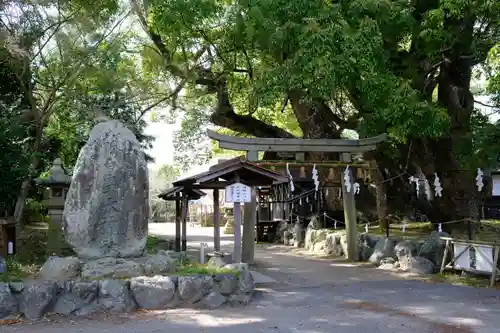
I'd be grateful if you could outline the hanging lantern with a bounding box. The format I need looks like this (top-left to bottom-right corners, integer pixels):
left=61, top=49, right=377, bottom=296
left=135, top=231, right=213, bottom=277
left=356, top=168, right=364, bottom=180
left=327, top=168, right=335, bottom=181
left=300, top=166, right=306, bottom=178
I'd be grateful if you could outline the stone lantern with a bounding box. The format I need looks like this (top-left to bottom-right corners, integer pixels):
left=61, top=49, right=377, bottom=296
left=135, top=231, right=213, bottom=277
left=36, top=158, right=72, bottom=255
left=222, top=207, right=235, bottom=235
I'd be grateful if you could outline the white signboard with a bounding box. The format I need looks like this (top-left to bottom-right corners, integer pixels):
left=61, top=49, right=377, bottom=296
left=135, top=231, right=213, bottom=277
left=476, top=245, right=494, bottom=273
left=454, top=244, right=471, bottom=269
left=225, top=182, right=251, bottom=203
left=492, top=175, right=500, bottom=196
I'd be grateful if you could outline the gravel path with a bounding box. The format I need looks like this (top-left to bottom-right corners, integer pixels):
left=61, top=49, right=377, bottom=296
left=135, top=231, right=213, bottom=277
left=3, top=224, right=500, bottom=333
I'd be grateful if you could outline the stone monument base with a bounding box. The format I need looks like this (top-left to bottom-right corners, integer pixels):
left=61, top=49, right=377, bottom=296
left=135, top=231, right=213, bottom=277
left=37, top=250, right=184, bottom=281
left=0, top=260, right=255, bottom=320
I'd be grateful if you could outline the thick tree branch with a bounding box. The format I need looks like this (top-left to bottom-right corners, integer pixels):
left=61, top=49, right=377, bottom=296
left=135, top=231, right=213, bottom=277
left=210, top=80, right=295, bottom=138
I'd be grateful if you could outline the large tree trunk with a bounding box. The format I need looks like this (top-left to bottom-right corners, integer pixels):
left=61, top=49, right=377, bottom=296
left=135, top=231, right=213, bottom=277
left=14, top=122, right=43, bottom=227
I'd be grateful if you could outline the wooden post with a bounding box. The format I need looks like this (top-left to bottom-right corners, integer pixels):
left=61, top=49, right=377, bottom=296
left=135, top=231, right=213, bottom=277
left=234, top=201, right=242, bottom=262
left=242, top=150, right=258, bottom=263
left=181, top=195, right=189, bottom=252
left=490, top=246, right=500, bottom=287
left=175, top=192, right=181, bottom=252
left=234, top=174, right=242, bottom=263
left=341, top=153, right=358, bottom=261
left=440, top=239, right=450, bottom=274
left=294, top=152, right=305, bottom=247
left=213, top=189, right=220, bottom=251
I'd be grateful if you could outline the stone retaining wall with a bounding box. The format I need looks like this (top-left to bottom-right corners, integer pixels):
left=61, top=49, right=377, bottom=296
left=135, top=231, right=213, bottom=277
left=302, top=225, right=451, bottom=275
left=0, top=264, right=254, bottom=320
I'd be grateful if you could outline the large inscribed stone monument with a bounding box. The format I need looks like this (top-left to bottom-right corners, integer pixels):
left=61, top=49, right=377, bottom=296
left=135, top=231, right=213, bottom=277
left=63, top=119, right=149, bottom=259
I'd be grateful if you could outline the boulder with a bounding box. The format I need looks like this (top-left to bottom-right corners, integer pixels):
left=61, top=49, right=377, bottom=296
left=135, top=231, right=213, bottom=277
left=38, top=256, right=81, bottom=280
left=418, top=231, right=450, bottom=265
left=81, top=257, right=144, bottom=279
left=98, top=279, right=136, bottom=313
left=224, top=263, right=254, bottom=294
left=19, top=281, right=58, bottom=319
left=305, top=228, right=329, bottom=251
left=380, top=257, right=396, bottom=265
left=312, top=240, right=326, bottom=254
left=213, top=274, right=239, bottom=295
left=324, top=231, right=344, bottom=257
left=368, top=238, right=396, bottom=265
left=227, top=292, right=253, bottom=305
left=177, top=275, right=213, bottom=303
left=358, top=234, right=375, bottom=261
left=200, top=289, right=227, bottom=309
left=340, top=234, right=349, bottom=259
left=143, top=250, right=177, bottom=276
left=377, top=257, right=397, bottom=271
left=9, top=282, right=24, bottom=293
left=394, top=240, right=419, bottom=261
left=63, top=119, right=149, bottom=259
left=52, top=281, right=98, bottom=316
left=0, top=283, right=18, bottom=319
left=307, top=216, right=321, bottom=229
left=130, top=276, right=176, bottom=309
left=399, top=256, right=435, bottom=274
left=207, top=256, right=228, bottom=269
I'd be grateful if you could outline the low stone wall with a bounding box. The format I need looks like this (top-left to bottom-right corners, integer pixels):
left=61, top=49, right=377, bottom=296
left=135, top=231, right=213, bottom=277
left=0, top=263, right=254, bottom=320
left=303, top=225, right=451, bottom=275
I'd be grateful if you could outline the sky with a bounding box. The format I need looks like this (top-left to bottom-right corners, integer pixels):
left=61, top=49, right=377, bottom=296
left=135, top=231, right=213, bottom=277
left=144, top=119, right=179, bottom=169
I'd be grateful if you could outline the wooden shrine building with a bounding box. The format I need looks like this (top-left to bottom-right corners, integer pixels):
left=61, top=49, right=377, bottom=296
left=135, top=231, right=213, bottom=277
left=160, top=157, right=288, bottom=256
left=158, top=186, right=206, bottom=252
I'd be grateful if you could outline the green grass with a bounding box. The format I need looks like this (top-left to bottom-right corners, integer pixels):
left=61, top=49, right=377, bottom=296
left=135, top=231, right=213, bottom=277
left=170, top=263, right=240, bottom=277
left=357, top=222, right=432, bottom=239
left=145, top=235, right=173, bottom=253
left=0, top=257, right=34, bottom=282
left=357, top=219, right=500, bottom=242
left=427, top=272, right=499, bottom=289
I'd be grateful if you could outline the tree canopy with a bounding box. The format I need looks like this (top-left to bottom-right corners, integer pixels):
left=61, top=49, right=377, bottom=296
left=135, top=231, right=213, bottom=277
left=134, top=0, right=500, bottom=223
left=1, top=0, right=499, bottom=227
left=0, top=0, right=158, bottom=221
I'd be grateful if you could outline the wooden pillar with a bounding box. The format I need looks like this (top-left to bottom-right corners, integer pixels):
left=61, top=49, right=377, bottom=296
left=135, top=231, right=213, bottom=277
left=213, top=189, right=220, bottom=251
left=294, top=152, right=305, bottom=247
left=234, top=201, right=242, bottom=262
left=181, top=195, right=189, bottom=252
left=341, top=153, right=358, bottom=261
left=242, top=150, right=258, bottom=264
left=175, top=192, right=181, bottom=252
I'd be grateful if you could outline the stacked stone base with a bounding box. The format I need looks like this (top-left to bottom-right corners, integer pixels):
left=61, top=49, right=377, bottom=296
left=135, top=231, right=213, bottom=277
left=302, top=225, right=451, bottom=275
left=0, top=263, right=254, bottom=320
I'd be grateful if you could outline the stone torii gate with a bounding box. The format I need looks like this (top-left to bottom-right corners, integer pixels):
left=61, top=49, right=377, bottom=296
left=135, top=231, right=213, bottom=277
left=207, top=129, right=387, bottom=262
